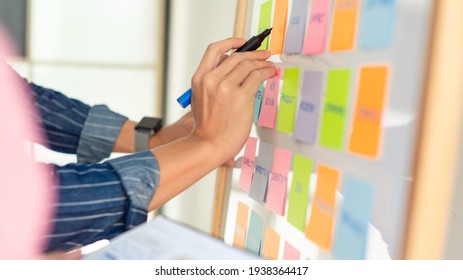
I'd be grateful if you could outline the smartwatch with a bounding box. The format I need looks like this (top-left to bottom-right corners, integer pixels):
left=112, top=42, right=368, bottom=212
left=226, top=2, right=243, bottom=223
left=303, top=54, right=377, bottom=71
left=135, top=117, right=163, bottom=151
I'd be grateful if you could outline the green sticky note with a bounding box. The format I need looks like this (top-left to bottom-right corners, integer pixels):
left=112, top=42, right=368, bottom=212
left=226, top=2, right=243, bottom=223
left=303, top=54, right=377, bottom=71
left=257, top=0, right=273, bottom=50
left=320, top=69, right=351, bottom=150
left=277, top=67, right=300, bottom=133
left=245, top=210, right=264, bottom=255
left=287, top=154, right=313, bottom=231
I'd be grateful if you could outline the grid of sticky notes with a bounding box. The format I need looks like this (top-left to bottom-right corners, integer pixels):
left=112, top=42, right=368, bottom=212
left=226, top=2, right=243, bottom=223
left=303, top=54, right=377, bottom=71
left=233, top=0, right=398, bottom=259
left=258, top=0, right=396, bottom=55
left=255, top=65, right=389, bottom=158
left=236, top=139, right=376, bottom=259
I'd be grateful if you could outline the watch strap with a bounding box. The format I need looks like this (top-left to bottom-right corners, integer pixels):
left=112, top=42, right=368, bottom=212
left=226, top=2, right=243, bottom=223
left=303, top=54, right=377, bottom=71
left=135, top=128, right=151, bottom=151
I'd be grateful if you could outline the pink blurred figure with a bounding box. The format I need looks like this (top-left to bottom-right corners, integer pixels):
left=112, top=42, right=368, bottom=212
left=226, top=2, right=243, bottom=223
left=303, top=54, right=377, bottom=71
left=0, top=26, right=54, bottom=259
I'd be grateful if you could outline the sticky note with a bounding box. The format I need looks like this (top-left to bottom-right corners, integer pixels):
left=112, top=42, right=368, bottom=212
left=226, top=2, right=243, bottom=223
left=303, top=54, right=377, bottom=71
left=329, top=0, right=360, bottom=51
left=257, top=0, right=273, bottom=50
left=276, top=67, right=300, bottom=134
left=245, top=210, right=264, bottom=255
left=249, top=142, right=274, bottom=203
left=283, top=241, right=300, bottom=260
left=254, top=84, right=265, bottom=123
left=348, top=66, right=388, bottom=158
left=333, top=176, right=374, bottom=259
left=233, top=202, right=249, bottom=249
left=266, top=147, right=292, bottom=215
left=303, top=0, right=331, bottom=55
left=293, top=71, right=324, bottom=144
left=238, top=137, right=258, bottom=192
left=359, top=0, right=396, bottom=49
left=269, top=0, right=288, bottom=54
left=320, top=69, right=351, bottom=150
left=305, top=164, right=340, bottom=250
left=283, top=0, right=309, bottom=54
left=261, top=226, right=280, bottom=260
left=287, top=154, right=313, bottom=231
left=257, top=72, right=280, bottom=128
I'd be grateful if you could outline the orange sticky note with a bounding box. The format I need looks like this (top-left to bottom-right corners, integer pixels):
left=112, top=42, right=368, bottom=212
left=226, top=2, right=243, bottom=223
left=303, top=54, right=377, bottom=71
left=348, top=66, right=389, bottom=158
left=269, top=0, right=288, bottom=54
left=305, top=164, right=340, bottom=250
left=329, top=0, right=360, bottom=51
left=261, top=226, right=280, bottom=260
left=233, top=202, right=249, bottom=249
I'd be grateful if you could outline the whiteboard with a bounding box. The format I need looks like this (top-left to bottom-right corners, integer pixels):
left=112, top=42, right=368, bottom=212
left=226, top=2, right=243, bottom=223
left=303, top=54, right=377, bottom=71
left=222, top=0, right=434, bottom=260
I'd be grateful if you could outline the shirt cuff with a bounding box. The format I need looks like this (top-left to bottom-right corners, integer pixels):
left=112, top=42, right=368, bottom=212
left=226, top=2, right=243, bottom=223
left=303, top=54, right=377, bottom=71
left=108, top=151, right=160, bottom=229
left=76, top=105, right=127, bottom=163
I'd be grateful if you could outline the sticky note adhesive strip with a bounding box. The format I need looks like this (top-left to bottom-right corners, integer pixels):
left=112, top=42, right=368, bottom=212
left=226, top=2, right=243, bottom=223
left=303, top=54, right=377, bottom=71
left=348, top=65, right=388, bottom=158
left=333, top=176, right=374, bottom=259
left=245, top=210, right=264, bottom=255
left=257, top=72, right=280, bottom=128
left=257, top=0, right=273, bottom=50
left=266, top=147, right=292, bottom=215
left=269, top=0, right=288, bottom=55
left=303, top=0, right=331, bottom=55
left=287, top=154, right=313, bottom=231
left=329, top=0, right=360, bottom=51
left=261, top=226, right=281, bottom=260
left=283, top=0, right=309, bottom=54
left=293, top=71, right=324, bottom=144
left=233, top=202, right=249, bottom=249
left=306, top=164, right=340, bottom=250
left=277, top=67, right=300, bottom=134
left=358, top=0, right=396, bottom=49
left=320, top=69, right=351, bottom=150
left=249, top=141, right=274, bottom=203
left=238, top=137, right=258, bottom=192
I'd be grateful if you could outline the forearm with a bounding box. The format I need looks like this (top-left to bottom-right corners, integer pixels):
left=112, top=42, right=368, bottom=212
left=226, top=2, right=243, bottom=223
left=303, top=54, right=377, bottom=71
left=148, top=134, right=222, bottom=210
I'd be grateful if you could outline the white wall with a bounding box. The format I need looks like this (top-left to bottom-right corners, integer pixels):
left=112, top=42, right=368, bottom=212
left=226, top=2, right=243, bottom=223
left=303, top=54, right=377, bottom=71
left=162, top=0, right=238, bottom=233
left=6, top=0, right=165, bottom=165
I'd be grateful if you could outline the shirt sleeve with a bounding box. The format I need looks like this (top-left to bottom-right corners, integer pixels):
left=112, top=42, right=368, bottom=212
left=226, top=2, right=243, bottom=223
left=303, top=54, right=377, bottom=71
left=29, top=82, right=128, bottom=163
left=45, top=151, right=159, bottom=252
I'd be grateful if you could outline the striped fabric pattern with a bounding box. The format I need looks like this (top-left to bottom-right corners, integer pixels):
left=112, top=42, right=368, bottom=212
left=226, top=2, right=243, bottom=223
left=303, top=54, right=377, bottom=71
left=18, top=74, right=161, bottom=252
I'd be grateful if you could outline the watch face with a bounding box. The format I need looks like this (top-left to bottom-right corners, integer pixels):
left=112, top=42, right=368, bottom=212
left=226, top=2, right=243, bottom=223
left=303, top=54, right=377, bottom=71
left=135, top=117, right=163, bottom=132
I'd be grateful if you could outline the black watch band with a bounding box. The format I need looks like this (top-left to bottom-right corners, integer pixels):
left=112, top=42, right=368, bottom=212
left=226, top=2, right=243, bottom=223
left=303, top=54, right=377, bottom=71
left=135, top=117, right=163, bottom=151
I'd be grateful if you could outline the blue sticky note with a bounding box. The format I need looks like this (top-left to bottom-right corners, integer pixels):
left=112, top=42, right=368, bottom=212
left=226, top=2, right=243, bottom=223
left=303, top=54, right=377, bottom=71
left=254, top=84, right=265, bottom=124
left=333, top=176, right=375, bottom=260
left=245, top=210, right=264, bottom=255
left=359, top=0, right=396, bottom=49
left=283, top=0, right=309, bottom=54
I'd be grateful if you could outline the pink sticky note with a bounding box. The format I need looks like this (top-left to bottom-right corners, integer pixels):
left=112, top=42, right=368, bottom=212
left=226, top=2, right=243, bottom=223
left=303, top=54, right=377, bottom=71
left=238, top=137, right=258, bottom=192
left=257, top=71, right=280, bottom=128
left=0, top=27, right=54, bottom=259
left=266, top=147, right=292, bottom=215
left=303, top=0, right=331, bottom=55
left=283, top=241, right=300, bottom=260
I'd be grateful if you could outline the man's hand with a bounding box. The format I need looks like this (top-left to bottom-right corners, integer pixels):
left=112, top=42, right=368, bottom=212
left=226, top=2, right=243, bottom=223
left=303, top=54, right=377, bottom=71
left=149, top=111, right=194, bottom=148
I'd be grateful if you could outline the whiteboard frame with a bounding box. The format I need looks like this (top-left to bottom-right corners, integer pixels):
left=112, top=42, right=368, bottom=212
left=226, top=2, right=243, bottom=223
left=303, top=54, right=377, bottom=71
left=211, top=0, right=463, bottom=259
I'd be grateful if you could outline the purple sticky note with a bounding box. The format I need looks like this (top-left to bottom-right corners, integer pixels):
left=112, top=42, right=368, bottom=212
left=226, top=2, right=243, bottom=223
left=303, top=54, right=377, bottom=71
left=293, top=71, right=324, bottom=144
left=249, top=142, right=274, bottom=203
left=283, top=0, right=309, bottom=54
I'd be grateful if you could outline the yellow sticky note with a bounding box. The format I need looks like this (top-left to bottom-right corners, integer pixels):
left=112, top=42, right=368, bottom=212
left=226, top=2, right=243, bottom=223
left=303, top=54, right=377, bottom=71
left=261, top=226, right=280, bottom=260
left=305, top=165, right=340, bottom=250
left=348, top=66, right=389, bottom=158
left=269, top=0, right=288, bottom=54
left=329, top=0, right=360, bottom=51
left=233, top=202, right=249, bottom=249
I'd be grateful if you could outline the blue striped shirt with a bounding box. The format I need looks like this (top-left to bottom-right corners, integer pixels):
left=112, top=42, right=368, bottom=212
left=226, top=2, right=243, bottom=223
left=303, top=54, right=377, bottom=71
left=24, top=79, right=160, bottom=252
